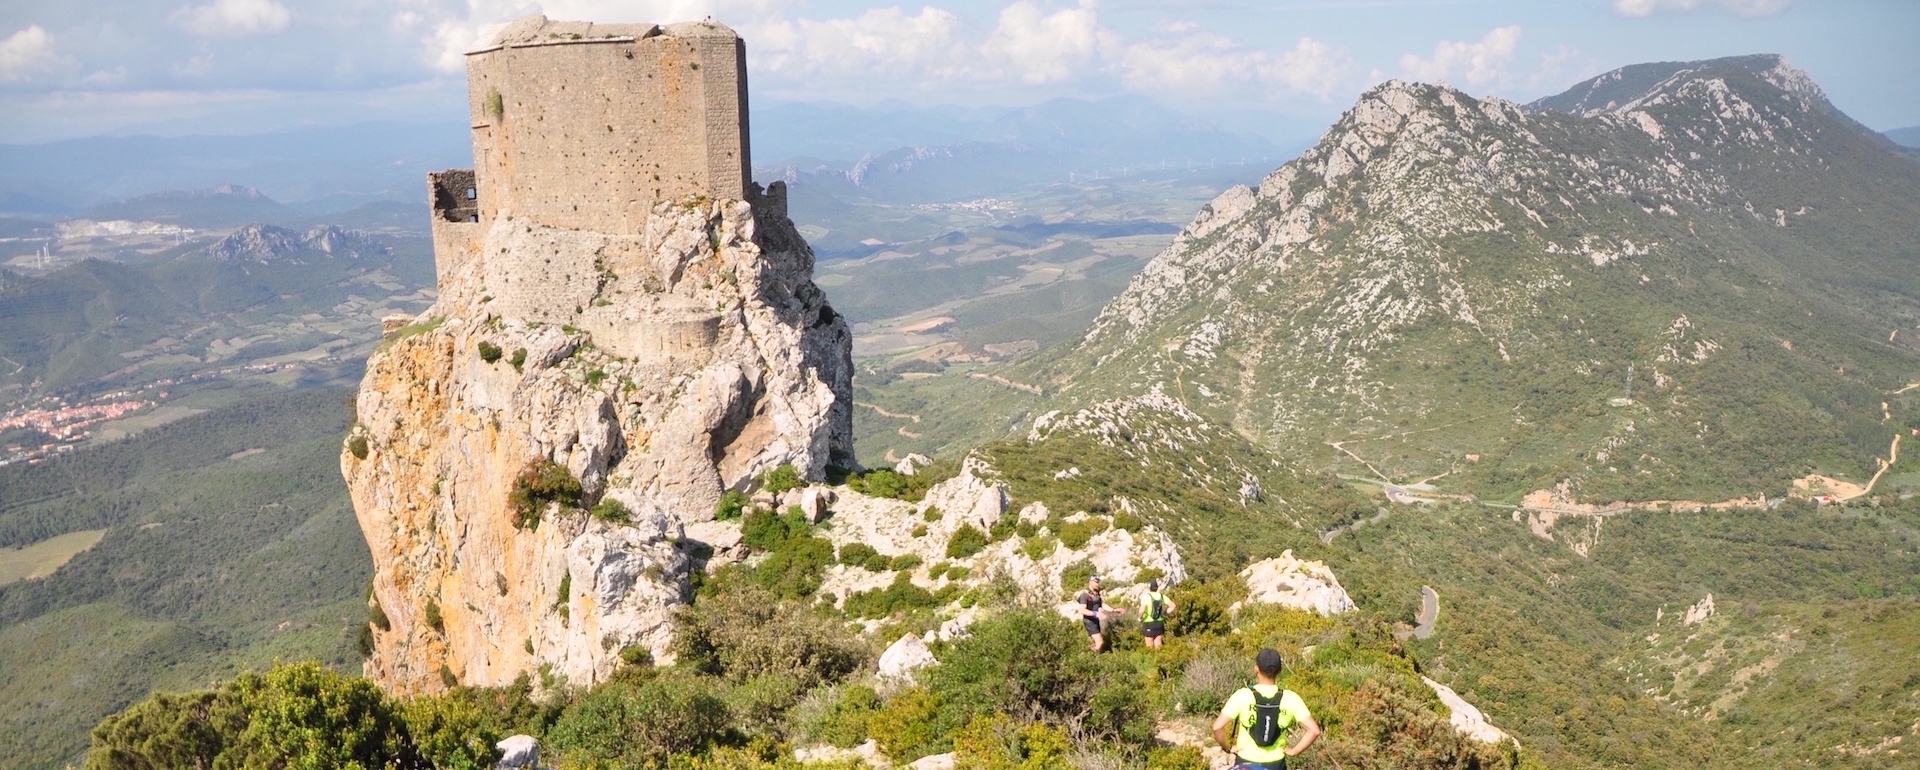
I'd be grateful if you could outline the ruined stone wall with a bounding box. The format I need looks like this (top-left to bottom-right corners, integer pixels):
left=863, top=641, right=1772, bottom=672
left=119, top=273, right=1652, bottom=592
left=465, top=19, right=750, bottom=236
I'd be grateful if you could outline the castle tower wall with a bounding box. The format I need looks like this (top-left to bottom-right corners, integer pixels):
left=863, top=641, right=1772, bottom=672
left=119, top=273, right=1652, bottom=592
left=463, top=18, right=751, bottom=236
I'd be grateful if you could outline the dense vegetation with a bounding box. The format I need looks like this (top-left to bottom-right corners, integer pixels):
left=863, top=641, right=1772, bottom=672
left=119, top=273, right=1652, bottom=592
left=0, top=389, right=371, bottom=769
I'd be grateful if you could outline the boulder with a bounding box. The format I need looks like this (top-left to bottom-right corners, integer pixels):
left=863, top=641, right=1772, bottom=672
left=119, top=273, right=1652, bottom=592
left=908, top=753, right=956, bottom=770
left=1238, top=550, right=1355, bottom=615
left=495, top=735, right=539, bottom=768
left=800, top=487, right=837, bottom=523
left=878, top=634, right=938, bottom=682
left=895, top=453, right=931, bottom=475
left=918, top=456, right=1006, bottom=529
left=1422, top=677, right=1517, bottom=745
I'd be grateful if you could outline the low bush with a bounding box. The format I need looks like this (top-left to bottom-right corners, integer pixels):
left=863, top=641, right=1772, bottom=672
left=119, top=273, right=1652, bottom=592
left=863, top=553, right=893, bottom=572
left=839, top=542, right=879, bottom=566
left=545, top=671, right=729, bottom=769
left=1166, top=579, right=1240, bottom=638
left=672, top=587, right=868, bottom=689
left=741, top=508, right=811, bottom=551
left=508, top=459, right=583, bottom=529
left=848, top=469, right=915, bottom=499
left=946, top=524, right=990, bottom=559
left=509, top=347, right=527, bottom=372
left=868, top=687, right=943, bottom=762
left=715, top=490, right=749, bottom=521
left=1059, top=561, right=1096, bottom=595
left=1110, top=511, right=1143, bottom=532
left=1058, top=521, right=1094, bottom=549
left=890, top=554, right=923, bottom=572
left=760, top=464, right=804, bottom=495
left=929, top=609, right=1152, bottom=742
left=425, top=600, right=444, bottom=632
left=1020, top=534, right=1057, bottom=561
left=348, top=434, right=370, bottom=460
left=589, top=497, right=630, bottom=524
left=844, top=573, right=941, bottom=619
left=477, top=341, right=503, bottom=363
left=951, top=713, right=1071, bottom=770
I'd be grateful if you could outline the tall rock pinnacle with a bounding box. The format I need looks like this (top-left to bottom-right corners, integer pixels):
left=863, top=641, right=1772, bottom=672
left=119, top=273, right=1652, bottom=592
left=342, top=16, right=853, bottom=695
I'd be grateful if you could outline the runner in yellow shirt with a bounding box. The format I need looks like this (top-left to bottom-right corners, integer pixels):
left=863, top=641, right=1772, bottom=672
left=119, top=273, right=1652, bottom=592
left=1212, top=648, right=1321, bottom=769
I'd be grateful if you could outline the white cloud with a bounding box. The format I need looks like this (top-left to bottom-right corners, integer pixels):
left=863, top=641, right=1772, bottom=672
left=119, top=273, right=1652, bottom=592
left=750, top=6, right=972, bottom=83
left=1613, top=0, right=1792, bottom=17
left=0, top=25, right=60, bottom=84
left=1121, top=33, right=1355, bottom=99
left=1399, top=25, right=1521, bottom=86
left=171, top=0, right=294, bottom=38
left=982, top=1, right=1117, bottom=84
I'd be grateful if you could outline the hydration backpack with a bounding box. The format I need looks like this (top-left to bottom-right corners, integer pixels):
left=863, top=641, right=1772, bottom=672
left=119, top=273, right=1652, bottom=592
left=1148, top=596, right=1165, bottom=621
left=1245, top=687, right=1293, bottom=748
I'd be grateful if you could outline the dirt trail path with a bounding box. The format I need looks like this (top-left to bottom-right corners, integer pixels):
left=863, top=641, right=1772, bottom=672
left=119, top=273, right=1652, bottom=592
left=855, top=402, right=921, bottom=423
left=1414, top=586, right=1439, bottom=639
left=1844, top=434, right=1901, bottom=501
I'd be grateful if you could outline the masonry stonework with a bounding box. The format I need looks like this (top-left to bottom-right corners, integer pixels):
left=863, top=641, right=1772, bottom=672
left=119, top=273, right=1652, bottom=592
left=457, top=16, right=751, bottom=237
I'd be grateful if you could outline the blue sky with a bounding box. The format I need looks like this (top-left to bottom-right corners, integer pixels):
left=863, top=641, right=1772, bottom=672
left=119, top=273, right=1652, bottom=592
left=0, top=0, right=1913, bottom=143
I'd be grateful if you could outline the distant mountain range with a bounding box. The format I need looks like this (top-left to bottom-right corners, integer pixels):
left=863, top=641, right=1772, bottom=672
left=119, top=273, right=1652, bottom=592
left=0, top=97, right=1323, bottom=221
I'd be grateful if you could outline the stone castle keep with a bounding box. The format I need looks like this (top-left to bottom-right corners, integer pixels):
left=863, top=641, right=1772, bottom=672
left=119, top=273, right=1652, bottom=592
left=433, top=16, right=752, bottom=238
left=347, top=16, right=852, bottom=694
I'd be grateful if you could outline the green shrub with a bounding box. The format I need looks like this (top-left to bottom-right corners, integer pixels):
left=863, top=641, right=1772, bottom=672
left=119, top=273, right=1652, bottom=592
left=672, top=587, right=868, bottom=688
left=545, top=671, right=729, bottom=769
left=402, top=691, right=503, bottom=770
left=438, top=664, right=458, bottom=689
left=991, top=517, right=1019, bottom=541
left=928, top=609, right=1152, bottom=742
left=509, top=347, right=527, bottom=372
left=1059, top=560, right=1096, bottom=594
left=1020, top=534, right=1057, bottom=561
left=1111, top=511, right=1144, bottom=532
left=725, top=674, right=805, bottom=739
left=844, top=573, right=941, bottom=619
left=347, top=434, right=370, bottom=460
left=556, top=573, right=572, bottom=619
left=890, top=554, right=923, bottom=572
left=589, top=497, right=630, bottom=524
left=868, top=687, right=943, bottom=762
left=508, top=459, right=583, bottom=529
left=923, top=506, right=943, bottom=522
left=863, top=553, right=893, bottom=572
left=88, top=662, right=415, bottom=770
left=1058, top=521, right=1094, bottom=549
left=912, top=524, right=928, bottom=538
left=715, top=490, right=749, bottom=521
left=425, top=600, right=444, bottom=632
left=1014, top=521, right=1039, bottom=539
left=945, top=566, right=971, bottom=581
left=820, top=686, right=881, bottom=748
left=1174, top=653, right=1245, bottom=715
left=946, top=524, right=990, bottom=559
left=741, top=507, right=809, bottom=550
left=1167, top=579, right=1240, bottom=638
left=369, top=601, right=391, bottom=631
left=357, top=623, right=376, bottom=657
left=477, top=341, right=503, bottom=363
left=619, top=645, right=653, bottom=668
left=839, top=542, right=879, bottom=566
left=1146, top=745, right=1209, bottom=770
left=760, top=464, right=805, bottom=494
left=951, top=713, right=1071, bottom=770
left=752, top=535, right=836, bottom=599
left=585, top=369, right=607, bottom=387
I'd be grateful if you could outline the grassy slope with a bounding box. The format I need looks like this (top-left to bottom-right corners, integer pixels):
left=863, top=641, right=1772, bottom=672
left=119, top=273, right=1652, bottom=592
left=0, top=388, right=370, bottom=769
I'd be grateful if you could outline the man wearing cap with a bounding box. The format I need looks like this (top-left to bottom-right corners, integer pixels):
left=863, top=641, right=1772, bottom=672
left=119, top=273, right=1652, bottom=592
left=1212, top=648, right=1320, bottom=769
left=1073, top=575, right=1123, bottom=652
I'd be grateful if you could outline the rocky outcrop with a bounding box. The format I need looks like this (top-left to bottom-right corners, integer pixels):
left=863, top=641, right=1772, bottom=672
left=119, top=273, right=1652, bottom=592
left=1236, top=551, right=1355, bottom=616
left=344, top=188, right=852, bottom=694
left=1422, top=677, right=1517, bottom=745
left=878, top=634, right=937, bottom=682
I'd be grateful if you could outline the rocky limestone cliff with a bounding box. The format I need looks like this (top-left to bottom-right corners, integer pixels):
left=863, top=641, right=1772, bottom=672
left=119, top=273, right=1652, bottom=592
left=344, top=187, right=852, bottom=694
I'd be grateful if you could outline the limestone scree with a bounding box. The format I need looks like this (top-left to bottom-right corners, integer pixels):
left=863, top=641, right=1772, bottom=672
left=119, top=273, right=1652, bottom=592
left=343, top=16, right=851, bottom=695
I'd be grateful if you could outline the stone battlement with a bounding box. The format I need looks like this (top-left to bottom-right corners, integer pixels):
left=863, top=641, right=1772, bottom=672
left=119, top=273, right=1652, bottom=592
left=454, top=15, right=752, bottom=236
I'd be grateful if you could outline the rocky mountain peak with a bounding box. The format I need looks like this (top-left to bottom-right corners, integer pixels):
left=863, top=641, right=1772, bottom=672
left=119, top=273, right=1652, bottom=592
left=1049, top=55, right=1920, bottom=503
left=203, top=223, right=387, bottom=262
